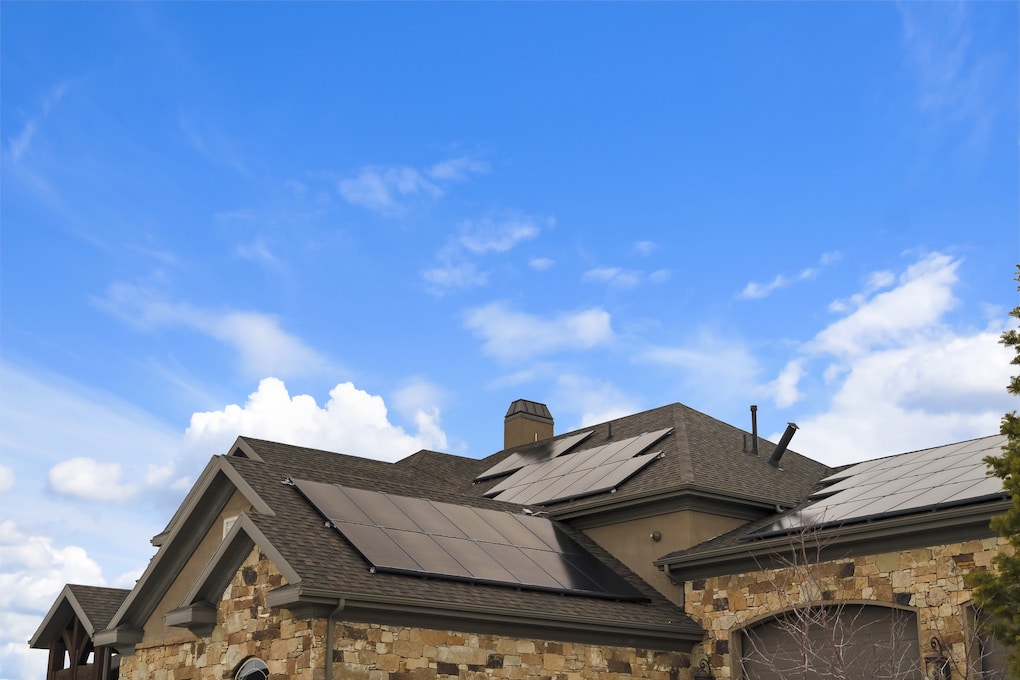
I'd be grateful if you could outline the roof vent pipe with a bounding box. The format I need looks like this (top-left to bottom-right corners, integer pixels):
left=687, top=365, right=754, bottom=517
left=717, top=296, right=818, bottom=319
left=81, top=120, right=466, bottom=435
left=769, top=423, right=799, bottom=468
left=750, top=405, right=759, bottom=457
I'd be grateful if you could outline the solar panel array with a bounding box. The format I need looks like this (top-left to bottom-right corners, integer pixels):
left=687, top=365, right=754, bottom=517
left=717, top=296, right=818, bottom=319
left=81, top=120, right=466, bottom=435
left=474, top=430, right=595, bottom=482
left=293, top=478, right=647, bottom=601
left=484, top=428, right=671, bottom=506
left=753, top=435, right=1007, bottom=537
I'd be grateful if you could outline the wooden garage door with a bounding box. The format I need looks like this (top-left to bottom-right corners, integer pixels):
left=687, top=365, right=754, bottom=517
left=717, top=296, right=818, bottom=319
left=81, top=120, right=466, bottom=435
left=740, top=604, right=922, bottom=680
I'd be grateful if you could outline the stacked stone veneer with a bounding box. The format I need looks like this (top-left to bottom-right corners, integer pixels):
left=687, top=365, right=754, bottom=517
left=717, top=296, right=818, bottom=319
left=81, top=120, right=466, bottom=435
left=120, top=549, right=690, bottom=680
left=684, top=536, right=1012, bottom=680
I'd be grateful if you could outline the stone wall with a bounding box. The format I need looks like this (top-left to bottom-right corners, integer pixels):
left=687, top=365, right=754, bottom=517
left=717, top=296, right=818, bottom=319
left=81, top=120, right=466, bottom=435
left=683, top=536, right=1012, bottom=680
left=120, top=549, right=691, bottom=680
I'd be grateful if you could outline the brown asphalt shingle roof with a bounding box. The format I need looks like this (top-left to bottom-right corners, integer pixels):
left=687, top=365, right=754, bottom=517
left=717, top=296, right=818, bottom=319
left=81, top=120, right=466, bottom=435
left=466, top=403, right=831, bottom=512
left=229, top=438, right=699, bottom=638
left=66, top=584, right=130, bottom=632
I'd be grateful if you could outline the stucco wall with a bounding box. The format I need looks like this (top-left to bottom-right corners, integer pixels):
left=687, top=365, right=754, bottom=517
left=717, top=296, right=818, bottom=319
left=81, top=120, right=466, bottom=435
left=121, top=548, right=692, bottom=680
left=683, top=535, right=1011, bottom=680
left=583, top=510, right=747, bottom=604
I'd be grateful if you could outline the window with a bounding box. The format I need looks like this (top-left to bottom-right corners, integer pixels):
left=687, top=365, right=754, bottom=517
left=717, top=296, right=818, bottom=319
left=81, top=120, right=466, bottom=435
left=223, top=515, right=238, bottom=539
left=235, top=658, right=269, bottom=680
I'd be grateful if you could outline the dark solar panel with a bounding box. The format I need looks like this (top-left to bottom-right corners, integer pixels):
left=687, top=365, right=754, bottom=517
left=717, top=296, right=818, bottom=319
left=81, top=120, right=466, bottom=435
left=752, top=435, right=1007, bottom=537
left=484, top=428, right=670, bottom=506
left=292, top=479, right=647, bottom=601
left=474, top=430, right=595, bottom=482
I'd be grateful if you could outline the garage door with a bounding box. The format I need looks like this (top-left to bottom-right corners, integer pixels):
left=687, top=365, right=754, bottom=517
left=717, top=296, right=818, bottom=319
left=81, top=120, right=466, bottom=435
left=740, top=604, right=922, bottom=680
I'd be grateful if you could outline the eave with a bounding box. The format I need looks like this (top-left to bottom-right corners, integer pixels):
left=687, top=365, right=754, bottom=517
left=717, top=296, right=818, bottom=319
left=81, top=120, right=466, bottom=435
left=265, top=584, right=704, bottom=651
left=655, top=499, right=1009, bottom=583
left=550, top=484, right=784, bottom=528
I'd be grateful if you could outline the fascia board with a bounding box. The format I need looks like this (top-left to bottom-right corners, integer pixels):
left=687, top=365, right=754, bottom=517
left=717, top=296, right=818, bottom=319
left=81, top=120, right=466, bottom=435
left=177, top=513, right=301, bottom=609
left=229, top=437, right=265, bottom=462
left=265, top=586, right=703, bottom=649
left=551, top=485, right=778, bottom=526
left=104, top=456, right=275, bottom=635
left=28, top=585, right=75, bottom=648
left=655, top=500, right=1009, bottom=580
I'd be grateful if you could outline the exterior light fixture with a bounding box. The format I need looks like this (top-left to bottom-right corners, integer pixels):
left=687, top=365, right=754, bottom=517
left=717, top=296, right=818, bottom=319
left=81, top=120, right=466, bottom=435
left=924, top=637, right=950, bottom=680
left=692, top=658, right=713, bottom=680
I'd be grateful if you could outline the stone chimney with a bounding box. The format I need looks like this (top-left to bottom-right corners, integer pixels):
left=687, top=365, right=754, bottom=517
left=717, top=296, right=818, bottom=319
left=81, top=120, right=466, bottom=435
left=504, top=399, right=554, bottom=449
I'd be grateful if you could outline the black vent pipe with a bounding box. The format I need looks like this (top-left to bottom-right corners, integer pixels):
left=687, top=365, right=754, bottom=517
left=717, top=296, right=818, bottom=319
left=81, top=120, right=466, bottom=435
left=769, top=423, right=799, bottom=467
left=750, top=405, right=759, bottom=456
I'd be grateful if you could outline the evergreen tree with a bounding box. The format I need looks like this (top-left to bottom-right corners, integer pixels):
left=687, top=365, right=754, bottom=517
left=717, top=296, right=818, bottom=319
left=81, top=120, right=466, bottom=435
left=968, top=266, right=1020, bottom=677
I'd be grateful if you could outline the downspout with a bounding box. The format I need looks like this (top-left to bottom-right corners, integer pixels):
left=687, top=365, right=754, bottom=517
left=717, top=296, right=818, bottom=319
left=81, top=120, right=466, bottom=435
left=326, top=599, right=346, bottom=680
left=662, top=563, right=685, bottom=608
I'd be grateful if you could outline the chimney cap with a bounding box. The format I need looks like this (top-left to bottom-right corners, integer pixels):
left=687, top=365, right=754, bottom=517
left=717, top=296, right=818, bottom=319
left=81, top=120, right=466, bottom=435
left=505, top=399, right=553, bottom=421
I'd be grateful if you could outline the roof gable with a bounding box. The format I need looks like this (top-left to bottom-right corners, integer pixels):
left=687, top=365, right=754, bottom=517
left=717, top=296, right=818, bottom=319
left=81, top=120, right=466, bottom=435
left=30, top=584, right=129, bottom=648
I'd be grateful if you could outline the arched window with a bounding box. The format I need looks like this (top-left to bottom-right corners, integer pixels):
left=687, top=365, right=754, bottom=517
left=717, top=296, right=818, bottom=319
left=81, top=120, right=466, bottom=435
left=235, top=658, right=269, bottom=680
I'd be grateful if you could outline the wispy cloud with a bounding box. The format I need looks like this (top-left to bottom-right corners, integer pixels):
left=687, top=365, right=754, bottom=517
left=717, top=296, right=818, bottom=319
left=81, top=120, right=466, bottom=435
left=7, top=81, right=69, bottom=164
left=738, top=251, right=841, bottom=300
left=529, top=257, right=555, bottom=271
left=464, top=302, right=614, bottom=361
left=95, top=283, right=332, bottom=379
left=583, top=267, right=642, bottom=288
left=633, top=240, right=657, bottom=256
left=898, top=2, right=996, bottom=141
left=234, top=236, right=282, bottom=267
left=552, top=374, right=642, bottom=429
left=423, top=214, right=548, bottom=294
left=339, top=166, right=440, bottom=215
left=338, top=155, right=487, bottom=216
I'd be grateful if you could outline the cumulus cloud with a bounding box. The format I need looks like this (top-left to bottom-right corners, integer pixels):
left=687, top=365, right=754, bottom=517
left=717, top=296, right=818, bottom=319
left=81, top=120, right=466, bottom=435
left=738, top=251, right=842, bottom=300
left=182, top=377, right=447, bottom=463
left=48, top=458, right=139, bottom=502
left=0, top=520, right=105, bottom=612
left=767, top=252, right=1012, bottom=464
left=464, top=303, right=615, bottom=362
left=96, top=283, right=332, bottom=379
left=458, top=216, right=540, bottom=254
left=529, top=257, right=555, bottom=271
left=809, top=253, right=959, bottom=356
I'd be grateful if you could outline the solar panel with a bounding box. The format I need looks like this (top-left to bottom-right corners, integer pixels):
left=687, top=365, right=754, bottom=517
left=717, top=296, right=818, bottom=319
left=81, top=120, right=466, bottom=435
left=484, top=428, right=670, bottom=506
left=474, top=430, right=595, bottom=482
left=292, top=478, right=648, bottom=601
left=753, top=435, right=1007, bottom=538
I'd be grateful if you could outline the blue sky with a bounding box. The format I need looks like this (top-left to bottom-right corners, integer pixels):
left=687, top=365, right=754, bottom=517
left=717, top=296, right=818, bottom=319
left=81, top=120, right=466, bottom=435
left=1, top=3, right=1017, bottom=678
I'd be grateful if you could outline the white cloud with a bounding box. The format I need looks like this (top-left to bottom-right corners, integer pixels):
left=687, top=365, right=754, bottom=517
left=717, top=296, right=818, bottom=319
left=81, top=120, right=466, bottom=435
left=427, top=156, right=489, bottom=181
left=792, top=329, right=1010, bottom=464
left=552, top=375, right=642, bottom=429
left=633, top=241, right=657, bottom=256
left=771, top=360, right=805, bottom=409
left=738, top=251, right=841, bottom=300
left=48, top=458, right=139, bottom=502
left=182, top=377, right=447, bottom=463
left=529, top=257, right=555, bottom=271
left=458, top=216, right=540, bottom=254
left=423, top=215, right=549, bottom=294
left=234, top=237, right=281, bottom=266
left=0, top=465, right=13, bottom=497
left=809, top=252, right=959, bottom=357
left=642, top=331, right=764, bottom=402
left=583, top=267, right=642, bottom=288
left=464, top=303, right=615, bottom=361
left=7, top=81, right=69, bottom=164
left=0, top=520, right=105, bottom=612
left=768, top=252, right=1012, bottom=464
left=338, top=165, right=440, bottom=214
left=96, top=284, right=332, bottom=379
left=422, top=261, right=488, bottom=292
